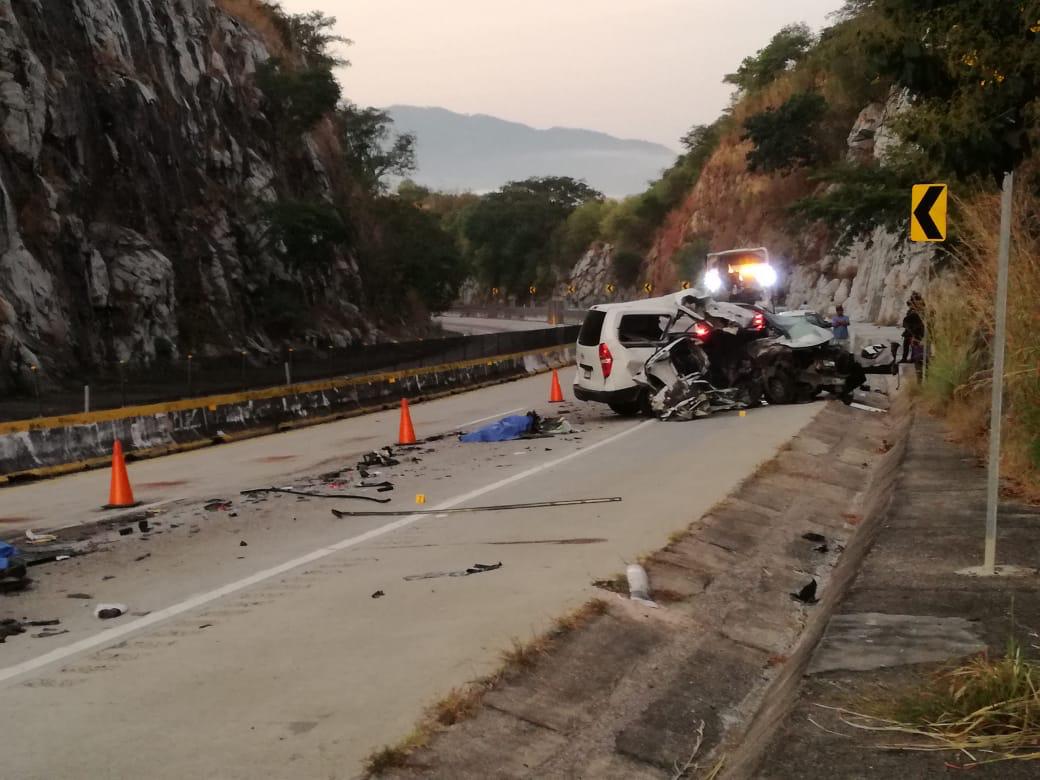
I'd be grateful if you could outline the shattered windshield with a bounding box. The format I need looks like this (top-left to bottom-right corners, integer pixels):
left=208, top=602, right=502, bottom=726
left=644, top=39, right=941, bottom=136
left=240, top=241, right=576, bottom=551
left=769, top=315, right=831, bottom=347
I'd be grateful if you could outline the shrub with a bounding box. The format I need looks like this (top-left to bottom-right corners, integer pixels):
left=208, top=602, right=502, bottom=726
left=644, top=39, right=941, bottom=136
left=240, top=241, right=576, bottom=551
left=256, top=60, right=341, bottom=136
left=612, top=249, right=644, bottom=288
left=743, top=91, right=828, bottom=173
left=261, top=199, right=349, bottom=269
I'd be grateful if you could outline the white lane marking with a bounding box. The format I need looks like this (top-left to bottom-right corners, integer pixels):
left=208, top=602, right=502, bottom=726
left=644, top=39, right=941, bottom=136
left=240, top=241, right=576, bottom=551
left=456, top=406, right=525, bottom=429
left=0, top=418, right=655, bottom=685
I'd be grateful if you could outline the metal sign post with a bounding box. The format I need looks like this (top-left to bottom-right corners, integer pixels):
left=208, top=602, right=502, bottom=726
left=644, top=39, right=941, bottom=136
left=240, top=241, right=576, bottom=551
left=983, top=170, right=1014, bottom=575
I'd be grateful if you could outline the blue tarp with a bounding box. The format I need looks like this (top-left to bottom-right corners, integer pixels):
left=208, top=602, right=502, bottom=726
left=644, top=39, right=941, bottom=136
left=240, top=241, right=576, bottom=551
left=459, top=414, right=535, bottom=443
left=0, top=541, right=21, bottom=571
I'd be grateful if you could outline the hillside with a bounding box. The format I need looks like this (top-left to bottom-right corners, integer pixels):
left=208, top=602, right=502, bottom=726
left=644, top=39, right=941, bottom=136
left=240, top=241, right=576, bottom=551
left=0, top=0, right=462, bottom=394
left=386, top=106, right=676, bottom=197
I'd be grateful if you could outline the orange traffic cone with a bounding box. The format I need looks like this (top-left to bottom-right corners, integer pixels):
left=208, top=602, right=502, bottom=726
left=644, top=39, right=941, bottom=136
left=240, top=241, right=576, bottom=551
left=549, top=369, right=564, bottom=403
left=398, top=398, right=417, bottom=445
left=104, top=439, right=140, bottom=509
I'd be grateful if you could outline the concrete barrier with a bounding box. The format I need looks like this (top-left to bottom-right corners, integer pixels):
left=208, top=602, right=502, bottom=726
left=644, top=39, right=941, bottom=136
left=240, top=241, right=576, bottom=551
left=0, top=345, right=575, bottom=482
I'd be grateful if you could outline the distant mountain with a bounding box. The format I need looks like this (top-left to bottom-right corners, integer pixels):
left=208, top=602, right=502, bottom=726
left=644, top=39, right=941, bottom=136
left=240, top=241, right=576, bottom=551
left=385, top=106, right=677, bottom=197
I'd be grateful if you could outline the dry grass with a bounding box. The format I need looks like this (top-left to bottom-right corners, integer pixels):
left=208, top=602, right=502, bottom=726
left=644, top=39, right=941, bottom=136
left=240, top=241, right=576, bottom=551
left=822, top=640, right=1040, bottom=768
left=593, top=573, right=628, bottom=595
left=363, top=729, right=429, bottom=775
left=922, top=179, right=1040, bottom=499
left=362, top=598, right=611, bottom=776
left=214, top=0, right=289, bottom=58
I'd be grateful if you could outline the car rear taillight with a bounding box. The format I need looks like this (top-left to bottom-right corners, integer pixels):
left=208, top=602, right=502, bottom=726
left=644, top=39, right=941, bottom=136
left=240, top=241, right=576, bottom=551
left=751, top=311, right=766, bottom=331
left=693, top=322, right=712, bottom=340
left=598, top=343, right=613, bottom=378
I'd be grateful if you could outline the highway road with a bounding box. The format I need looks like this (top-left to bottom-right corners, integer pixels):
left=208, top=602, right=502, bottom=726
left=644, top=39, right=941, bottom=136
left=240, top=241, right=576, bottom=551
left=0, top=371, right=823, bottom=779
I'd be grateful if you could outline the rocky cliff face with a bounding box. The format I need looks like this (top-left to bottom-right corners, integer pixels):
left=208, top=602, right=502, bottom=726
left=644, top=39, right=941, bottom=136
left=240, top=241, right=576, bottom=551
left=636, top=89, right=931, bottom=324
left=784, top=90, right=933, bottom=323
left=0, top=0, right=369, bottom=393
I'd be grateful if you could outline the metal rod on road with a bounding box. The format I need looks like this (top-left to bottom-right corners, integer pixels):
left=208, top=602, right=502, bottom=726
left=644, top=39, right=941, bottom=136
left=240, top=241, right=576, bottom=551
left=331, top=496, right=622, bottom=518
left=983, top=170, right=1014, bottom=575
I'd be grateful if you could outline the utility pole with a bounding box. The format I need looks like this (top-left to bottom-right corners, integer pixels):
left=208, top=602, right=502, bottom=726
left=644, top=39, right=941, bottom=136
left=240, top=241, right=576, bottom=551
left=983, top=170, right=1014, bottom=575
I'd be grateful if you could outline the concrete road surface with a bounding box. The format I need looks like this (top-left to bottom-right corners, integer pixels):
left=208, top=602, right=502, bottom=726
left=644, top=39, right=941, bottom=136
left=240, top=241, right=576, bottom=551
left=0, top=372, right=822, bottom=779
left=434, top=315, right=561, bottom=335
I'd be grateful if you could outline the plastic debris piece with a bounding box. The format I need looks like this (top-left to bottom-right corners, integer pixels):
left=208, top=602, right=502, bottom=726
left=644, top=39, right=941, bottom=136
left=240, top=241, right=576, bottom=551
left=25, top=529, right=57, bottom=544
left=802, top=532, right=826, bottom=543
left=790, top=579, right=819, bottom=604
left=371, top=590, right=385, bottom=599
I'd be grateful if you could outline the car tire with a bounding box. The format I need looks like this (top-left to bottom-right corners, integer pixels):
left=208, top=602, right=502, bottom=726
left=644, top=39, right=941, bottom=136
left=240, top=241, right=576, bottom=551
left=764, top=372, right=797, bottom=405
left=609, top=390, right=648, bottom=416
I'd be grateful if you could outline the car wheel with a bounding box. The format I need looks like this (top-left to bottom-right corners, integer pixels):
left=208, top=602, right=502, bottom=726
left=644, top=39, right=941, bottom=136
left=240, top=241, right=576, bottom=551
left=607, top=393, right=644, bottom=418
left=764, top=372, right=797, bottom=405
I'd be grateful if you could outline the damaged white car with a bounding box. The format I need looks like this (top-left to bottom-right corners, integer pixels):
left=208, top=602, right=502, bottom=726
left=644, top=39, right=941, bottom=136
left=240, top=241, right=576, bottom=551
left=630, top=293, right=890, bottom=421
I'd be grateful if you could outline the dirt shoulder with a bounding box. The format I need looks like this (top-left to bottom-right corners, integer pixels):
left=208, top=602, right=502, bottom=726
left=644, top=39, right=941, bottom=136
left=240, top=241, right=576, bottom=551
left=367, top=394, right=904, bottom=778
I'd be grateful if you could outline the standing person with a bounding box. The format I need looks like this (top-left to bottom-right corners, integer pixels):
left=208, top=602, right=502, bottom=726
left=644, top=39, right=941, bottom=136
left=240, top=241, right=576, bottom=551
left=831, top=305, right=851, bottom=351
left=901, top=293, right=926, bottom=362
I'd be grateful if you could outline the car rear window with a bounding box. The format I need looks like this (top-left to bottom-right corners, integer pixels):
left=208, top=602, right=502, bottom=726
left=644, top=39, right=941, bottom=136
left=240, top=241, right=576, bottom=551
left=618, top=313, right=669, bottom=345
left=578, top=310, right=606, bottom=346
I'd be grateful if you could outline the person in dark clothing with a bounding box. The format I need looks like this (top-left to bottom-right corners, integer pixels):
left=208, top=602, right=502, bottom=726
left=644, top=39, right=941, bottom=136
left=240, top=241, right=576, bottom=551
left=901, top=293, right=926, bottom=362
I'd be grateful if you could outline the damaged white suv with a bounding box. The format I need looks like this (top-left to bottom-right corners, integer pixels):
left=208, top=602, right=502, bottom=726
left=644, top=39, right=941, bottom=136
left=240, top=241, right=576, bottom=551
left=573, top=296, right=684, bottom=415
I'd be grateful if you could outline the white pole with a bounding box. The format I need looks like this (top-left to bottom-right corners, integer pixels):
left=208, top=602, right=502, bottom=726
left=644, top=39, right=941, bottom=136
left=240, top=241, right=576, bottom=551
left=983, top=170, right=1014, bottom=575
left=284, top=361, right=292, bottom=386
left=84, top=385, right=90, bottom=413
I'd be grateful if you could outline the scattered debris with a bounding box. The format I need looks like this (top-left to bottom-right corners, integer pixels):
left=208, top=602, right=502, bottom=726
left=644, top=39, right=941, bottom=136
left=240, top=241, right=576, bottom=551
left=849, top=401, right=887, bottom=413
left=24, top=619, right=60, bottom=626
left=33, top=628, right=68, bottom=639
left=814, top=544, right=830, bottom=553
left=94, top=603, right=127, bottom=620
left=0, top=619, right=25, bottom=642
left=118, top=527, right=134, bottom=536
left=67, top=593, right=93, bottom=599
left=790, top=579, right=819, bottom=604
left=239, top=541, right=248, bottom=547
left=25, top=529, right=57, bottom=544
left=332, top=496, right=621, bottom=519
left=404, top=562, right=503, bottom=581
left=198, top=623, right=213, bottom=629
left=134, top=553, right=151, bottom=562
left=138, top=519, right=150, bottom=533
left=241, top=487, right=391, bottom=504
left=802, top=532, right=826, bottom=543
left=360, top=448, right=400, bottom=468
left=371, top=590, right=385, bottom=599
left=102, top=576, right=115, bottom=580
left=359, top=481, right=394, bottom=492
left=205, top=499, right=233, bottom=512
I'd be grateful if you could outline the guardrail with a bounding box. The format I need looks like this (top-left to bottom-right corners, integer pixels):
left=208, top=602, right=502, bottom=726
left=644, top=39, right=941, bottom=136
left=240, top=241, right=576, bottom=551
left=1, top=326, right=580, bottom=423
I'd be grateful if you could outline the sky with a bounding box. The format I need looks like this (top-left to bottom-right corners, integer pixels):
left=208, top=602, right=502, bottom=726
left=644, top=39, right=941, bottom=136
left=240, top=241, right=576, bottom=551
left=277, top=0, right=847, bottom=149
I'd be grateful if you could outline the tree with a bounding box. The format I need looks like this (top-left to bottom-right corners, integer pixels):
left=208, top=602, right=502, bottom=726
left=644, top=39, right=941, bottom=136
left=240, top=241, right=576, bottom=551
left=284, top=11, right=350, bottom=67
left=851, top=0, right=1040, bottom=181
left=257, top=61, right=341, bottom=136
left=460, top=177, right=603, bottom=295
left=724, top=23, right=816, bottom=93
left=338, top=104, right=417, bottom=193
left=743, top=91, right=828, bottom=172
left=365, top=197, right=467, bottom=312
left=260, top=199, right=350, bottom=270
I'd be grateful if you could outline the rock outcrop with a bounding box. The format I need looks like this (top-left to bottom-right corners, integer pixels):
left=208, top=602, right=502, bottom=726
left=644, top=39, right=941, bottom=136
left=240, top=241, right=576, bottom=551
left=782, top=90, right=933, bottom=323
left=0, top=0, right=370, bottom=392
